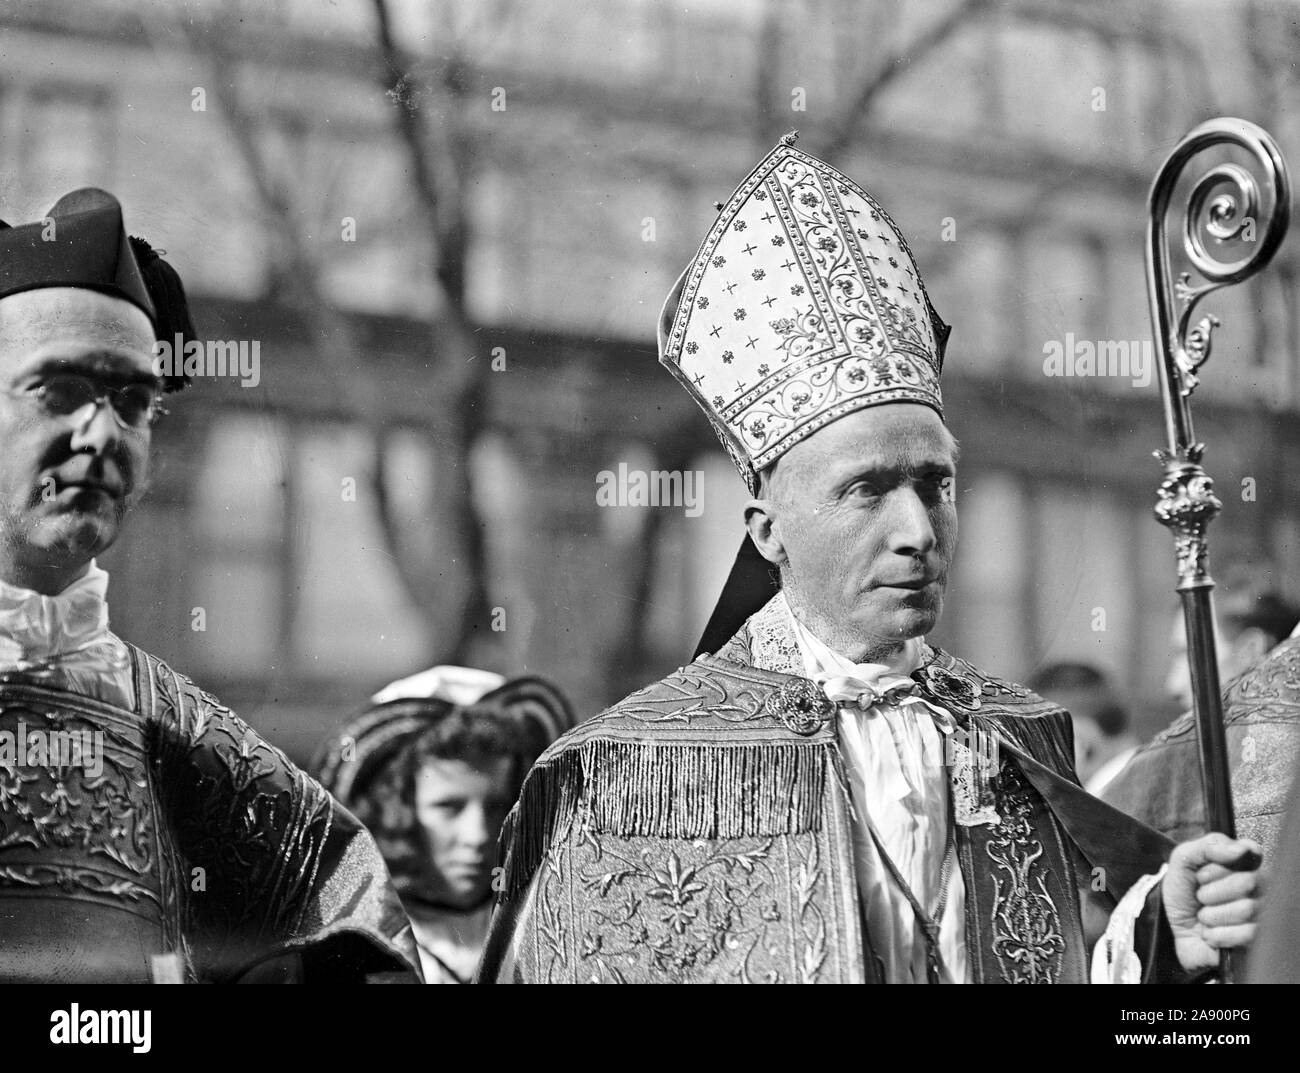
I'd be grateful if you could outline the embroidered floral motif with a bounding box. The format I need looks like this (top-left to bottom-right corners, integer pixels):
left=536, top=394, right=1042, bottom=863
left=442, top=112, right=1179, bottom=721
left=986, top=764, right=1065, bottom=983
left=794, top=836, right=827, bottom=983
left=869, top=355, right=896, bottom=385
left=0, top=697, right=159, bottom=907
left=576, top=837, right=778, bottom=983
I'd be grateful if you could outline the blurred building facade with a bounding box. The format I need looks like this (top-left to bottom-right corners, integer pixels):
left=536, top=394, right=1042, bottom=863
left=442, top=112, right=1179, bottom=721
left=2, top=0, right=1299, bottom=758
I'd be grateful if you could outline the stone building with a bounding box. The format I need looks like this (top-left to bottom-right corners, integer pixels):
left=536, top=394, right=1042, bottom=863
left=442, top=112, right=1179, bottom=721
left=2, top=0, right=1297, bottom=758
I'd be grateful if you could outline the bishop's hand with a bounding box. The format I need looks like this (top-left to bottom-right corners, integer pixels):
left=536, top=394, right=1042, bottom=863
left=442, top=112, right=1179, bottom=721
left=1162, top=832, right=1264, bottom=974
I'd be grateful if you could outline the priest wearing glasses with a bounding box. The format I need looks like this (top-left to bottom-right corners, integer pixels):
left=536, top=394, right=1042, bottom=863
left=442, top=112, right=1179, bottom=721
left=480, top=135, right=1262, bottom=984
left=0, top=189, right=419, bottom=982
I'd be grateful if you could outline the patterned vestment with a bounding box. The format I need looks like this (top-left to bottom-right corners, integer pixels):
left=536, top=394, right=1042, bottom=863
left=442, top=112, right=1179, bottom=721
left=481, top=597, right=1183, bottom=984
left=0, top=642, right=420, bottom=983
left=1103, top=635, right=1300, bottom=858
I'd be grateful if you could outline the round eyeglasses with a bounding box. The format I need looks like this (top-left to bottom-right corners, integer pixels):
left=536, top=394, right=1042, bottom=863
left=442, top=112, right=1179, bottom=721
left=4, top=373, right=167, bottom=430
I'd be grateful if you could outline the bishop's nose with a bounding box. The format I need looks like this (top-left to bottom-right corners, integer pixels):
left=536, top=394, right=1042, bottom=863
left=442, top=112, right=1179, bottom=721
left=885, top=487, right=937, bottom=558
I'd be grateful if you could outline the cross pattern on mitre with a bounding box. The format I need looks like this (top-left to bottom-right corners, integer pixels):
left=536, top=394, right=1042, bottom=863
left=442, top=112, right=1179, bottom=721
left=660, top=133, right=949, bottom=493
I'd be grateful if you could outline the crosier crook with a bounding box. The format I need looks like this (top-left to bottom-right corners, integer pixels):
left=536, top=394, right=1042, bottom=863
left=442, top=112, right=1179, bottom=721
left=1145, top=117, right=1292, bottom=983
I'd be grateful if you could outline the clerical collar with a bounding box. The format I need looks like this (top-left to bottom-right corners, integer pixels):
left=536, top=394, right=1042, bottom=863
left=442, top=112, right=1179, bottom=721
left=780, top=593, right=925, bottom=679
left=0, top=561, right=113, bottom=668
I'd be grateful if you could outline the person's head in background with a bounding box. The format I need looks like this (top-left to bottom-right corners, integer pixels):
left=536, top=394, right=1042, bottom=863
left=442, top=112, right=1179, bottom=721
left=316, top=668, right=572, bottom=912
left=1165, top=565, right=1300, bottom=712
left=401, top=709, right=521, bottom=909
left=329, top=704, right=521, bottom=911
left=1027, top=662, right=1136, bottom=789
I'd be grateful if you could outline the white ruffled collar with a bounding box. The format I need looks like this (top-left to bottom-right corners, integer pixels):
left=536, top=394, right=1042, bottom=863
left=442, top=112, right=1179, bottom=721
left=0, top=561, right=113, bottom=668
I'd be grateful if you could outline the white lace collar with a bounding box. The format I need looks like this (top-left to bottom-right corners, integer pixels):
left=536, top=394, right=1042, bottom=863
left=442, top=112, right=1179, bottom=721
left=783, top=594, right=925, bottom=679
left=0, top=561, right=113, bottom=668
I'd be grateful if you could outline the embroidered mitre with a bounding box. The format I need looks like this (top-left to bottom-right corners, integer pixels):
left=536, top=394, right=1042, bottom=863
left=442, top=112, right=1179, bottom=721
left=658, top=132, right=950, bottom=494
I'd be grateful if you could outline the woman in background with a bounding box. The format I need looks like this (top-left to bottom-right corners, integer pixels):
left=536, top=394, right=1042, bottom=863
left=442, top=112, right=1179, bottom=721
left=317, top=666, right=572, bottom=983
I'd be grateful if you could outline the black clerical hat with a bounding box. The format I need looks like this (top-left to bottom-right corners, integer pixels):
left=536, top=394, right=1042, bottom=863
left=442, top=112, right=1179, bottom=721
left=0, top=188, right=194, bottom=391
left=0, top=187, right=155, bottom=324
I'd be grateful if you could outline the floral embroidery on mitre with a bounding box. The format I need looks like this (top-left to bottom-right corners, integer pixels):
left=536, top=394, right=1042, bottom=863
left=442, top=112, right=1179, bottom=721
left=660, top=134, right=947, bottom=493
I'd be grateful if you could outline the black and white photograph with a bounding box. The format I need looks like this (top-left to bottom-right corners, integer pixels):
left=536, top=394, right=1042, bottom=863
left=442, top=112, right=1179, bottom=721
left=0, top=0, right=1296, bottom=1051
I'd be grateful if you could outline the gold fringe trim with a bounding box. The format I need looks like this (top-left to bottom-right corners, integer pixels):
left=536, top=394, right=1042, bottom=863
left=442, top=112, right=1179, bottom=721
left=501, top=739, right=826, bottom=899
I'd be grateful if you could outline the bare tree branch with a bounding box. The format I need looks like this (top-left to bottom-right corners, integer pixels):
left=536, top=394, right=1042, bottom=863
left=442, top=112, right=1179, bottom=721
left=168, top=10, right=463, bottom=664
left=371, top=0, right=492, bottom=662
left=818, top=0, right=995, bottom=160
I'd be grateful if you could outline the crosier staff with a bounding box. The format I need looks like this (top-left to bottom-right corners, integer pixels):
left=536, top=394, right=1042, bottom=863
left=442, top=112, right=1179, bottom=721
left=1146, top=118, right=1291, bottom=983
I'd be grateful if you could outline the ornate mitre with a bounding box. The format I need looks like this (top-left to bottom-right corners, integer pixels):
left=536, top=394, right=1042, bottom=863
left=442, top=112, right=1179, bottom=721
left=659, top=132, right=950, bottom=494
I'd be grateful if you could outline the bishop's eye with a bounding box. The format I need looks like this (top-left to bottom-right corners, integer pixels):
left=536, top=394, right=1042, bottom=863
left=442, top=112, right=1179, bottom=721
left=846, top=482, right=881, bottom=500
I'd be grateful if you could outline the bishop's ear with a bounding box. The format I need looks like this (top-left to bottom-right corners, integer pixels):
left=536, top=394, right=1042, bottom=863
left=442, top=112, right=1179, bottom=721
left=745, top=497, right=786, bottom=567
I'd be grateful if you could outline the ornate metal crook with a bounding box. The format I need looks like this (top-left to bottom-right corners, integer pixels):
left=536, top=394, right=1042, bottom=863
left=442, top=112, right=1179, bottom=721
left=1145, top=120, right=1291, bottom=983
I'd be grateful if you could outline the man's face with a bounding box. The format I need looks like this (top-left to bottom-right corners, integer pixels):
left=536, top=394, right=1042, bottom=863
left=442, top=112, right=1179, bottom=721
left=750, top=403, right=958, bottom=660
left=0, top=288, right=156, bottom=591
left=413, top=755, right=516, bottom=909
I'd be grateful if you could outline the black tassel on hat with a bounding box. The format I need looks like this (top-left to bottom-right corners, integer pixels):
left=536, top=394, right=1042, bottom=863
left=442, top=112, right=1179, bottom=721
left=129, top=235, right=195, bottom=393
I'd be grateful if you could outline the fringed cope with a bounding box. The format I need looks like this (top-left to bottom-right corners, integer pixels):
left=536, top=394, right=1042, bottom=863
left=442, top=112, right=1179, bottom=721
left=500, top=738, right=828, bottom=899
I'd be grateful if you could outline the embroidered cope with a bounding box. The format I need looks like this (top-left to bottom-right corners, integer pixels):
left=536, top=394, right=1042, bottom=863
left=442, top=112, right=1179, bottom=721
left=481, top=593, right=1185, bottom=984
left=0, top=564, right=420, bottom=982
